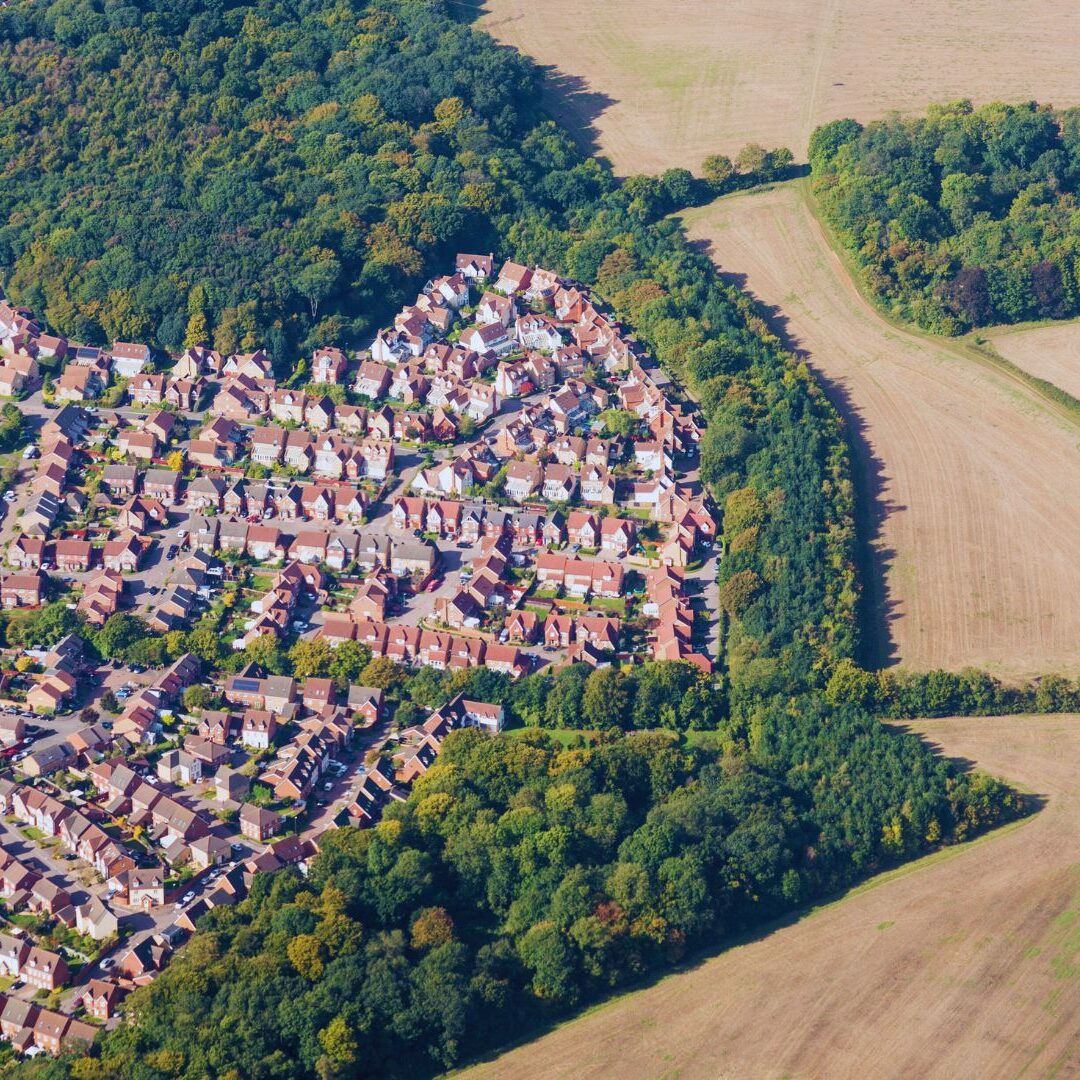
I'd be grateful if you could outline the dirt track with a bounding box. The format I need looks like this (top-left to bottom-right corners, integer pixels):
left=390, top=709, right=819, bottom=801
left=679, top=183, right=1080, bottom=677
left=463, top=714, right=1080, bottom=1080
left=478, top=0, right=1080, bottom=174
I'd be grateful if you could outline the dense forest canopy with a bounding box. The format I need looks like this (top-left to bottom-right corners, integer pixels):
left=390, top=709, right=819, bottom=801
left=0, top=2, right=1024, bottom=1077
left=810, top=100, right=1080, bottom=333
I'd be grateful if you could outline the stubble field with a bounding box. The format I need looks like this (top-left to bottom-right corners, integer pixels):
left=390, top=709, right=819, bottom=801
left=679, top=183, right=1080, bottom=676
left=477, top=0, right=1080, bottom=174
left=463, top=714, right=1080, bottom=1080
left=985, top=321, right=1080, bottom=403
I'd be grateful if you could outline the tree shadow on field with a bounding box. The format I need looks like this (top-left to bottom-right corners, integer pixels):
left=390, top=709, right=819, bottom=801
left=687, top=235, right=904, bottom=671
left=456, top=0, right=617, bottom=167
left=891, top=723, right=1048, bottom=817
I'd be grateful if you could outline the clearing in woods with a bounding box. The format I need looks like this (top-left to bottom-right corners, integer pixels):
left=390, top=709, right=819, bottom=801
left=679, top=183, right=1080, bottom=677
left=462, top=714, right=1080, bottom=1080
left=476, top=0, right=1080, bottom=174
left=984, top=321, right=1080, bottom=404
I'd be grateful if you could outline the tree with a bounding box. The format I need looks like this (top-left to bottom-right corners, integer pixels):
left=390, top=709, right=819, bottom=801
left=327, top=640, right=372, bottom=688
left=719, top=570, right=763, bottom=616
left=183, top=685, right=218, bottom=712
left=165, top=450, right=185, bottom=472
left=94, top=613, right=148, bottom=659
left=293, top=248, right=341, bottom=319
left=411, top=906, right=455, bottom=951
left=286, top=934, right=325, bottom=981
left=735, top=143, right=768, bottom=176
left=288, top=639, right=333, bottom=679
left=702, top=153, right=735, bottom=189
left=581, top=667, right=633, bottom=729
left=359, top=656, right=405, bottom=691
left=318, top=1016, right=358, bottom=1067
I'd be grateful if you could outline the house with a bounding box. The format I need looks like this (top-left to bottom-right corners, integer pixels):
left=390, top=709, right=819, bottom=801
left=26, top=674, right=78, bottom=716
left=240, top=804, right=282, bottom=843
left=306, top=396, right=335, bottom=431
left=600, top=516, right=637, bottom=555
left=241, top=710, right=277, bottom=749
left=116, top=495, right=168, bottom=533
left=495, top=260, right=533, bottom=295
left=0, top=714, right=25, bottom=747
left=165, top=376, right=204, bottom=411
left=1, top=570, right=44, bottom=608
left=56, top=364, right=103, bottom=401
left=8, top=535, right=46, bottom=570
left=82, top=979, right=126, bottom=1020
left=128, top=372, right=167, bottom=405
left=460, top=321, right=513, bottom=355
left=224, top=674, right=296, bottom=713
left=354, top=360, right=392, bottom=400
left=312, top=346, right=348, bottom=384
left=461, top=698, right=505, bottom=733
left=122, top=865, right=167, bottom=911
left=347, top=686, right=383, bottom=724
left=302, top=677, right=336, bottom=711
left=0, top=934, right=29, bottom=979
left=455, top=252, right=494, bottom=279
left=250, top=425, right=286, bottom=465
left=143, top=468, right=181, bottom=505
left=157, top=749, right=203, bottom=785
left=102, top=531, right=143, bottom=572
left=23, top=946, right=69, bottom=991
left=21, top=492, right=61, bottom=536
left=79, top=569, right=124, bottom=625
left=53, top=538, right=92, bottom=572
left=190, top=835, right=231, bottom=870
left=505, top=609, right=539, bottom=643
left=214, top=766, right=249, bottom=802
left=28, top=879, right=71, bottom=917
left=504, top=461, right=541, bottom=502
left=566, top=510, right=600, bottom=548
left=391, top=540, right=436, bottom=577
left=75, top=898, right=119, bottom=942
left=476, top=292, right=515, bottom=326
left=542, top=463, right=577, bottom=503
left=111, top=341, right=152, bottom=377
left=580, top=463, right=616, bottom=505
left=101, top=463, right=139, bottom=497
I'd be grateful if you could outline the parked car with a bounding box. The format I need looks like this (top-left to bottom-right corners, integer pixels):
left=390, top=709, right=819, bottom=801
left=166, top=544, right=178, bottom=559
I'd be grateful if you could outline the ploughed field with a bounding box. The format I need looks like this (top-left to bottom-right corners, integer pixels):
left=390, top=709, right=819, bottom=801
left=464, top=714, right=1080, bottom=1080
left=477, top=0, right=1080, bottom=173
left=680, top=183, right=1080, bottom=677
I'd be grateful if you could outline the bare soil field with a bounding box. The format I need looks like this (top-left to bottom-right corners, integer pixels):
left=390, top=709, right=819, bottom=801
left=986, top=321, right=1080, bottom=403
left=463, top=714, right=1080, bottom=1080
left=476, top=0, right=1080, bottom=174
left=680, top=183, right=1080, bottom=676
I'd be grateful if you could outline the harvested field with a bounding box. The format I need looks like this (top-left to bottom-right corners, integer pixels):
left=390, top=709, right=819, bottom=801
left=680, top=183, right=1080, bottom=676
left=463, top=714, right=1080, bottom=1080
left=477, top=0, right=1080, bottom=174
left=986, top=321, right=1080, bottom=403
